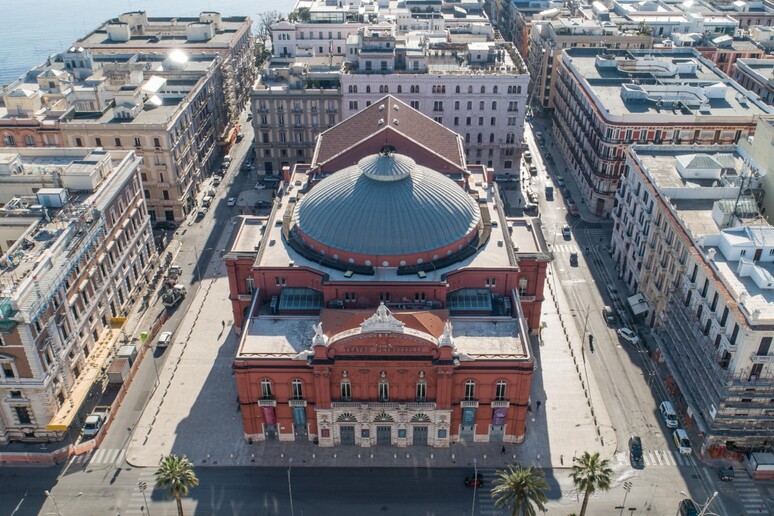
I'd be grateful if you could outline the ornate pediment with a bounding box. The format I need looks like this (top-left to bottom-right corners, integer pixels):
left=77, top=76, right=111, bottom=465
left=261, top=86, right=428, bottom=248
left=360, top=302, right=405, bottom=334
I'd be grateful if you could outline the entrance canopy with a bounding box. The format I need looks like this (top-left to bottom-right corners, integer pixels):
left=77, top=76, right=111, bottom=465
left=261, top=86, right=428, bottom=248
left=627, top=293, right=650, bottom=316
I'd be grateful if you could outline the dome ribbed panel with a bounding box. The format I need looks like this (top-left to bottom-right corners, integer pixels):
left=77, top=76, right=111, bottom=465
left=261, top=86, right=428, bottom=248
left=295, top=154, right=480, bottom=257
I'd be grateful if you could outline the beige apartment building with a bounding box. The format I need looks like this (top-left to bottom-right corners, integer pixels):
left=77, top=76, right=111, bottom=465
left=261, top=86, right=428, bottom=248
left=0, top=148, right=156, bottom=442
left=74, top=11, right=254, bottom=129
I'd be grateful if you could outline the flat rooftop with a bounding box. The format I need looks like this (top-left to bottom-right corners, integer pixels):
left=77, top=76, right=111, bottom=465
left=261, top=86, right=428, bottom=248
left=564, top=48, right=772, bottom=121
left=237, top=312, right=525, bottom=358
left=76, top=16, right=250, bottom=50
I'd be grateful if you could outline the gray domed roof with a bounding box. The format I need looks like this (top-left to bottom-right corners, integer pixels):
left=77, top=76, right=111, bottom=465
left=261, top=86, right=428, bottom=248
left=295, top=152, right=480, bottom=257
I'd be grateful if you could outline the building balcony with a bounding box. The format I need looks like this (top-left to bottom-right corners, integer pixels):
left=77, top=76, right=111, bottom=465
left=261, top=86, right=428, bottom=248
left=491, top=400, right=510, bottom=408
left=750, top=353, right=774, bottom=364
left=288, top=399, right=307, bottom=407
left=460, top=400, right=479, bottom=408
left=258, top=399, right=277, bottom=407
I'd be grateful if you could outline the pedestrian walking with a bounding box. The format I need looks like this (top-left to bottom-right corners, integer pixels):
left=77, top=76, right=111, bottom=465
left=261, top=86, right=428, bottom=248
left=536, top=400, right=542, bottom=412
left=222, top=320, right=226, bottom=328
left=501, top=445, right=506, bottom=455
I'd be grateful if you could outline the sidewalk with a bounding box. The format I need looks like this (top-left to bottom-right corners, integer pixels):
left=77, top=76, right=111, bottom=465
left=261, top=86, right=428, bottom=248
left=126, top=227, right=615, bottom=470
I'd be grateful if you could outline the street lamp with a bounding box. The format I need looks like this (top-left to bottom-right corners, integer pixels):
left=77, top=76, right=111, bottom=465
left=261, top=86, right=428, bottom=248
left=138, top=481, right=151, bottom=516
left=471, top=457, right=478, bottom=516
left=288, top=457, right=295, bottom=516
left=44, top=490, right=63, bottom=516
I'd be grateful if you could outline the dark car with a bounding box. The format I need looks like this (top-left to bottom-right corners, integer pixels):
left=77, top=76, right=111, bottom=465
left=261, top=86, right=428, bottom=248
left=678, top=499, right=699, bottom=516
left=255, top=200, right=273, bottom=209
left=570, top=252, right=578, bottom=266
left=464, top=473, right=484, bottom=487
left=629, top=436, right=643, bottom=465
left=718, top=466, right=735, bottom=481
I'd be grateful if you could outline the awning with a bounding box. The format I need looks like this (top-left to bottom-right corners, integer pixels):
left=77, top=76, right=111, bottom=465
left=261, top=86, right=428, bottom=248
left=628, top=293, right=650, bottom=316
left=46, top=328, right=118, bottom=431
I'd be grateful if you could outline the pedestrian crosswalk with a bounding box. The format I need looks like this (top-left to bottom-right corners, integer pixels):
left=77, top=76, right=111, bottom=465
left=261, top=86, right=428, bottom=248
left=734, top=475, right=768, bottom=515
left=125, top=469, right=157, bottom=515
left=67, top=447, right=126, bottom=467
left=475, top=468, right=504, bottom=515
left=611, top=449, right=696, bottom=468
left=552, top=244, right=579, bottom=254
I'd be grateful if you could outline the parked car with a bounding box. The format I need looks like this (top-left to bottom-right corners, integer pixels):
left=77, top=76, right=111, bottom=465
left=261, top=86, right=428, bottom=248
left=617, top=327, right=640, bottom=346
left=254, top=182, right=266, bottom=190
left=603, top=306, right=617, bottom=325
left=157, top=331, right=173, bottom=348
left=678, top=499, right=699, bottom=516
left=223, top=154, right=233, bottom=164
left=718, top=466, right=735, bottom=481
left=236, top=132, right=244, bottom=142
left=555, top=176, right=565, bottom=187
left=659, top=401, right=679, bottom=429
left=629, top=436, right=643, bottom=465
left=567, top=200, right=580, bottom=216
left=464, top=473, right=484, bottom=487
left=255, top=200, right=273, bottom=209
left=227, top=197, right=237, bottom=207
left=154, top=220, right=177, bottom=231
left=673, top=428, right=692, bottom=455
left=524, top=151, right=532, bottom=162
left=213, top=177, right=222, bottom=187
left=529, top=166, right=538, bottom=176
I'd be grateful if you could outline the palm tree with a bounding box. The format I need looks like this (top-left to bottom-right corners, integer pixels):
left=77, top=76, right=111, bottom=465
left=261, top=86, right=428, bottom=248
left=491, top=464, right=549, bottom=516
left=570, top=451, right=613, bottom=516
left=155, top=454, right=199, bottom=516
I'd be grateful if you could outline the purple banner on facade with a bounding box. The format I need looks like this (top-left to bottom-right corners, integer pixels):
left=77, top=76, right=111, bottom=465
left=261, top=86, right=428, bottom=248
left=492, top=407, right=507, bottom=426
left=262, top=406, right=276, bottom=424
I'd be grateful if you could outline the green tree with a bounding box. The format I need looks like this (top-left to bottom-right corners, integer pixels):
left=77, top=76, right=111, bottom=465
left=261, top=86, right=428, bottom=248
left=491, top=464, right=549, bottom=516
left=155, top=454, right=199, bottom=516
left=570, top=452, right=613, bottom=516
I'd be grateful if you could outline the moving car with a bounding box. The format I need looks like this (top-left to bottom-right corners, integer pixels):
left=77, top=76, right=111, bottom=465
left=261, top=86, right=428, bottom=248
left=718, top=466, right=735, bottom=481
left=567, top=200, right=580, bottom=216
left=227, top=197, right=237, bottom=207
left=570, top=252, right=578, bottom=266
left=464, top=473, right=484, bottom=487
left=660, top=401, right=679, bottom=429
left=673, top=428, right=692, bottom=455
left=562, top=225, right=572, bottom=239
left=617, top=327, right=640, bottom=346
left=157, top=331, right=173, bottom=348
left=629, top=436, right=643, bottom=465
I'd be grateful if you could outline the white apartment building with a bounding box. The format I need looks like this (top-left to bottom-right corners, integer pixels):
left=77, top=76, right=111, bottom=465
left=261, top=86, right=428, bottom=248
left=256, top=1, right=529, bottom=175
left=0, top=148, right=156, bottom=442
left=611, top=138, right=774, bottom=451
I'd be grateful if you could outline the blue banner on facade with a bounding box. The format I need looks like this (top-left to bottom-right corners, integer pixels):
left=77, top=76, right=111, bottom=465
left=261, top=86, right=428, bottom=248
left=462, top=407, right=476, bottom=426
left=293, top=407, right=307, bottom=425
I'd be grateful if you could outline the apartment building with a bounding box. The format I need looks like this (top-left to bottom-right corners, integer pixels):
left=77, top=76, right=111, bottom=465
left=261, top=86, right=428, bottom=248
left=0, top=148, right=156, bottom=442
left=552, top=47, right=771, bottom=216
left=733, top=58, right=774, bottom=105
left=610, top=139, right=774, bottom=452
left=254, top=1, right=529, bottom=175
left=527, top=18, right=652, bottom=110
left=58, top=49, right=227, bottom=222
left=73, top=11, right=254, bottom=128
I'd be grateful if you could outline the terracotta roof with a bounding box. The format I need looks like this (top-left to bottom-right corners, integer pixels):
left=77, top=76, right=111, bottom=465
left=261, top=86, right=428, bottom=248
left=320, top=308, right=449, bottom=341
left=312, top=95, right=465, bottom=172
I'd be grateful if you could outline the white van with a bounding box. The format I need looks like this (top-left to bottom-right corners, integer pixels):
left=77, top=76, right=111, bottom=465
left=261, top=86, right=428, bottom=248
left=202, top=195, right=212, bottom=208
left=673, top=428, right=692, bottom=455
left=660, top=401, right=679, bottom=428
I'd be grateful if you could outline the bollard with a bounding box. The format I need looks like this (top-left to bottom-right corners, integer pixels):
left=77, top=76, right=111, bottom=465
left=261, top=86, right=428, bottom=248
left=333, top=453, right=337, bottom=459
left=371, top=454, right=374, bottom=459
left=312, top=453, right=315, bottom=459
left=358, top=453, right=361, bottom=459
left=394, top=453, right=397, bottom=459
left=452, top=453, right=455, bottom=460
left=407, top=453, right=410, bottom=458
left=430, top=453, right=434, bottom=459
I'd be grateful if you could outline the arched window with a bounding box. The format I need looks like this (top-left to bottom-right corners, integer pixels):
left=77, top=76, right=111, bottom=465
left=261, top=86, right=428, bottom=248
left=493, top=86, right=498, bottom=94
left=397, top=85, right=402, bottom=93
left=464, top=380, right=476, bottom=401
left=455, top=85, right=461, bottom=94
left=384, top=85, right=389, bottom=93
left=468, top=85, right=473, bottom=94
left=341, top=379, right=352, bottom=401
left=465, top=133, right=471, bottom=143
left=491, top=101, right=497, bottom=110
left=489, top=133, right=495, bottom=143
left=291, top=379, right=304, bottom=399
left=480, top=86, right=486, bottom=94
left=495, top=381, right=507, bottom=401
left=366, top=85, right=371, bottom=93
left=517, top=85, right=522, bottom=94
left=477, top=133, right=483, bottom=144
left=261, top=379, right=273, bottom=399
left=506, top=132, right=515, bottom=144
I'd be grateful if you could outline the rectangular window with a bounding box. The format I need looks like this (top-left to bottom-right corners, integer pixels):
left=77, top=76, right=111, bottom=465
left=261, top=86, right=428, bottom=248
left=261, top=379, right=273, bottom=399
left=115, top=137, right=122, bottom=147
left=464, top=381, right=475, bottom=401
left=292, top=380, right=303, bottom=399
left=495, top=382, right=506, bottom=401
left=14, top=407, right=31, bottom=425
left=95, top=137, right=102, bottom=147
left=378, top=381, right=389, bottom=402
left=341, top=381, right=351, bottom=401
left=416, top=382, right=426, bottom=402
left=2, top=363, right=15, bottom=379
left=75, top=137, right=83, bottom=147
left=134, top=137, right=141, bottom=148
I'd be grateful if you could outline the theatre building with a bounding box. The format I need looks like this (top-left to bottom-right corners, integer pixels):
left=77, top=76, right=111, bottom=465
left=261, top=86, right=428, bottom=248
left=225, top=96, right=549, bottom=447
